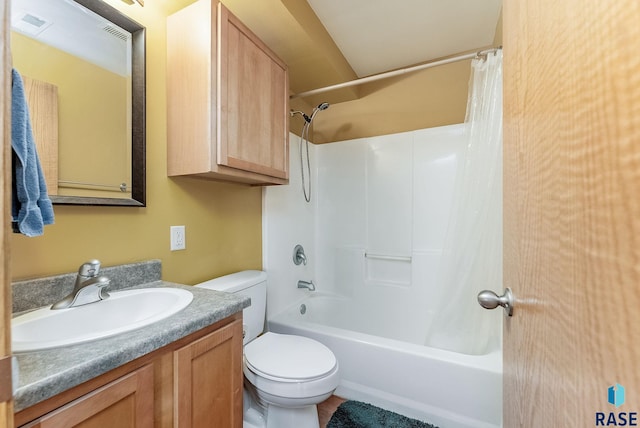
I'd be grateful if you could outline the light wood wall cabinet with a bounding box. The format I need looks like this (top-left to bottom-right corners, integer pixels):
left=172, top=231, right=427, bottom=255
left=16, top=314, right=243, bottom=428
left=167, top=0, right=289, bottom=185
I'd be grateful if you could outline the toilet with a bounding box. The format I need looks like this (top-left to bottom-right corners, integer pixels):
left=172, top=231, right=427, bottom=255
left=195, top=270, right=339, bottom=428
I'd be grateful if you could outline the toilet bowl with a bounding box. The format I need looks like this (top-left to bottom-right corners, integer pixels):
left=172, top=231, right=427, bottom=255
left=195, top=271, right=339, bottom=428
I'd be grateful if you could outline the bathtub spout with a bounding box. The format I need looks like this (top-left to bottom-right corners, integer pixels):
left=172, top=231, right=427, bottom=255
left=297, top=280, right=316, bottom=291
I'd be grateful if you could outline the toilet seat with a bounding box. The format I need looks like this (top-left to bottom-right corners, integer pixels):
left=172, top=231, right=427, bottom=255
left=244, top=332, right=337, bottom=382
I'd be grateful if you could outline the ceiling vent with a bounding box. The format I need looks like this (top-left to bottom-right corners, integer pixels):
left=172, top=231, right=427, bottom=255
left=21, top=13, right=46, bottom=28
left=12, top=12, right=52, bottom=36
left=102, top=24, right=129, bottom=42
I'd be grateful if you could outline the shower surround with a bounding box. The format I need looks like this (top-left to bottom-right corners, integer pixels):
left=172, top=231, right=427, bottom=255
left=263, top=124, right=502, bottom=427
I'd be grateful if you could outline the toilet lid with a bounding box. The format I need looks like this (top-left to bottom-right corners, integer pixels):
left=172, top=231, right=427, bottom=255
left=244, top=332, right=337, bottom=381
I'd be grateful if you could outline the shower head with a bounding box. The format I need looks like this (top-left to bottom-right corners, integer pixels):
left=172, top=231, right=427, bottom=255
left=307, top=102, right=329, bottom=124
left=298, top=103, right=329, bottom=203
left=291, top=103, right=330, bottom=124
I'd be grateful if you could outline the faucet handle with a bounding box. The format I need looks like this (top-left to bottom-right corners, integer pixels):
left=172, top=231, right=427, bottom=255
left=293, top=245, right=307, bottom=266
left=78, top=259, right=101, bottom=277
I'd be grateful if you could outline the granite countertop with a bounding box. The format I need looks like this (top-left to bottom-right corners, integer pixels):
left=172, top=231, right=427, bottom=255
left=11, top=261, right=250, bottom=412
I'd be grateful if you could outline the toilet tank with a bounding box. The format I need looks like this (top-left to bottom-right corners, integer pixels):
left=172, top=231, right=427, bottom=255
left=195, top=270, right=267, bottom=344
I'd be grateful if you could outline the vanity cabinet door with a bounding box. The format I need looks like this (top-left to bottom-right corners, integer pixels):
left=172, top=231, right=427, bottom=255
left=22, top=364, right=154, bottom=428
left=167, top=0, right=289, bottom=185
left=174, top=318, right=243, bottom=428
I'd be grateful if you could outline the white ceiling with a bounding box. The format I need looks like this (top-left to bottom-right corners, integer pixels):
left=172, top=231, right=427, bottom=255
left=306, top=0, right=502, bottom=77
left=11, top=0, right=131, bottom=77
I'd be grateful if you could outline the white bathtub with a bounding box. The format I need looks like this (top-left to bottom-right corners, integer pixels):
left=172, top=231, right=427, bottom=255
left=268, top=294, right=502, bottom=428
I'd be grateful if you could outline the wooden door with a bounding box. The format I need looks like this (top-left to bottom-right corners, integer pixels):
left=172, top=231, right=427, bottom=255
left=23, top=365, right=154, bottom=428
left=217, top=3, right=289, bottom=180
left=503, top=0, right=640, bottom=426
left=174, top=318, right=243, bottom=428
left=1, top=1, right=13, bottom=427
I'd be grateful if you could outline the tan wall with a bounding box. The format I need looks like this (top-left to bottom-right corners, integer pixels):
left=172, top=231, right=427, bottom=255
left=11, top=0, right=262, bottom=284
left=303, top=59, right=472, bottom=144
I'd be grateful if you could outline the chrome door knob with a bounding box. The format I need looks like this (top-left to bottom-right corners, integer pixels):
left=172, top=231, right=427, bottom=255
left=477, top=288, right=514, bottom=317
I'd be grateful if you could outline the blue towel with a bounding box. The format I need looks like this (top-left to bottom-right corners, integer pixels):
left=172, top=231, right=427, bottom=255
left=11, top=69, right=54, bottom=237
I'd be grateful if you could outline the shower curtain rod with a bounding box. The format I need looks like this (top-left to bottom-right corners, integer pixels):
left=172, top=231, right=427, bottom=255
left=290, top=47, right=501, bottom=100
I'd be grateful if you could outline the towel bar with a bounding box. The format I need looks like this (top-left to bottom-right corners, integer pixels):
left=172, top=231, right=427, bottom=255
left=58, top=180, right=129, bottom=192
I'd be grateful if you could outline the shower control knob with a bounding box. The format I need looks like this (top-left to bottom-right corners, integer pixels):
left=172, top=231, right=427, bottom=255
left=477, top=288, right=514, bottom=317
left=293, top=244, right=307, bottom=266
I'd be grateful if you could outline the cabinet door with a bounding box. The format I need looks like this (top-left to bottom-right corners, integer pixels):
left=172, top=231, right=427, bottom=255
left=23, top=365, right=154, bottom=428
left=174, top=319, right=243, bottom=428
left=217, top=3, right=289, bottom=180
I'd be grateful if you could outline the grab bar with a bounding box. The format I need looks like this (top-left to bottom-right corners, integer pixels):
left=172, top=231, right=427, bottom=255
left=364, top=253, right=412, bottom=262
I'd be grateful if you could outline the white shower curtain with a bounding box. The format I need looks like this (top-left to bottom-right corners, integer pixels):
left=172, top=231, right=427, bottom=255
left=425, top=50, right=503, bottom=355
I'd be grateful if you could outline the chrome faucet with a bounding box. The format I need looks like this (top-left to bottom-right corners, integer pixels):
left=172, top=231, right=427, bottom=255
left=297, top=280, right=316, bottom=291
left=51, top=260, right=111, bottom=309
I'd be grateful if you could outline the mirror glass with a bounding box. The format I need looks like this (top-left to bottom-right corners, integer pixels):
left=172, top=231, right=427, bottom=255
left=10, top=0, right=146, bottom=206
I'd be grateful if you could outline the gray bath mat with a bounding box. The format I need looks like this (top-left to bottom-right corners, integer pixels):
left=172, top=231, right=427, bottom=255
left=327, top=400, right=439, bottom=428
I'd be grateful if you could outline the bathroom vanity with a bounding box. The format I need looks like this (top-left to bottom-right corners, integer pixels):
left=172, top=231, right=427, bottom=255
left=11, top=260, right=248, bottom=428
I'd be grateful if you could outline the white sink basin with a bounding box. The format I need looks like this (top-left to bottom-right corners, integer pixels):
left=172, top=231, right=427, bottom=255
left=12, top=288, right=193, bottom=353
